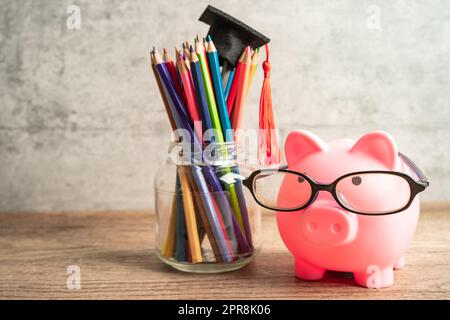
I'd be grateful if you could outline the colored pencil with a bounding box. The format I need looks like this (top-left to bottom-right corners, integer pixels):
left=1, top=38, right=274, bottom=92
left=183, top=41, right=190, bottom=57
left=231, top=47, right=251, bottom=131
left=178, top=166, right=202, bottom=263
left=177, top=52, right=202, bottom=136
left=163, top=48, right=186, bottom=106
left=174, top=173, right=187, bottom=261
left=206, top=35, right=233, bottom=142
left=151, top=55, right=177, bottom=131
left=232, top=166, right=253, bottom=248
left=161, top=193, right=177, bottom=258
left=226, top=49, right=245, bottom=115
left=224, top=68, right=235, bottom=100
left=246, top=47, right=259, bottom=97
left=189, top=46, right=214, bottom=137
left=195, top=38, right=224, bottom=143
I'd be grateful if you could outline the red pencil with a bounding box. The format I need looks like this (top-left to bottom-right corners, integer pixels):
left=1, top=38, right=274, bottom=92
left=231, top=47, right=251, bottom=131
left=163, top=48, right=186, bottom=106
left=226, top=49, right=246, bottom=115
left=176, top=52, right=202, bottom=136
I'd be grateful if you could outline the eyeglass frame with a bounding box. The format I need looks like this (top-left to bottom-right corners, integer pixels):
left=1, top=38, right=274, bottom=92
left=242, top=152, right=429, bottom=216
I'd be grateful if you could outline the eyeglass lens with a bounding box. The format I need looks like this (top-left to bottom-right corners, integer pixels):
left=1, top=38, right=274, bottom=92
left=253, top=171, right=312, bottom=211
left=335, top=173, right=411, bottom=214
left=252, top=171, right=412, bottom=214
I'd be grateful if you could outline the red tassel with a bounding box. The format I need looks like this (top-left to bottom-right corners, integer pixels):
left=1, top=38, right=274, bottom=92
left=258, top=44, right=281, bottom=166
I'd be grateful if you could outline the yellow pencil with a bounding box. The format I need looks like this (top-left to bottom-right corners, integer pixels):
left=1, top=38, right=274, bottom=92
left=161, top=198, right=177, bottom=257
left=246, top=48, right=259, bottom=97
left=178, top=166, right=202, bottom=263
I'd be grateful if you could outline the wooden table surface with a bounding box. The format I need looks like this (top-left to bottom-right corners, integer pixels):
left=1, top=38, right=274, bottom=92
left=0, top=202, right=449, bottom=300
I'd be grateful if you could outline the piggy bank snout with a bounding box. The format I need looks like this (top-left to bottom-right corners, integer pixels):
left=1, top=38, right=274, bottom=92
left=300, top=205, right=358, bottom=246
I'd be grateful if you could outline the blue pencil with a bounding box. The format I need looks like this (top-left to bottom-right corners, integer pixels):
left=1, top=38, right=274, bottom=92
left=189, top=46, right=214, bottom=140
left=206, top=35, right=233, bottom=142
left=174, top=172, right=187, bottom=261
left=224, top=69, right=235, bottom=100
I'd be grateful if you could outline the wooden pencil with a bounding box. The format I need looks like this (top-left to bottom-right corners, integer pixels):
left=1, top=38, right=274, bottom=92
left=176, top=52, right=202, bottom=136
left=183, top=41, right=190, bottom=57
left=195, top=37, right=224, bottom=143
left=189, top=46, right=214, bottom=136
left=226, top=49, right=246, bottom=115
left=206, top=35, right=233, bottom=142
left=231, top=47, right=251, bottom=131
left=178, top=166, right=202, bottom=263
left=224, top=68, right=235, bottom=100
left=151, top=51, right=177, bottom=131
left=245, top=47, right=259, bottom=97
left=174, top=172, right=187, bottom=261
left=161, top=183, right=177, bottom=258
left=163, top=48, right=186, bottom=106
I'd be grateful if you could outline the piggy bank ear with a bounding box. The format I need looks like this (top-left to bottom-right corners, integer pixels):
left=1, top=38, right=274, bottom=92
left=285, top=130, right=327, bottom=165
left=350, top=131, right=398, bottom=169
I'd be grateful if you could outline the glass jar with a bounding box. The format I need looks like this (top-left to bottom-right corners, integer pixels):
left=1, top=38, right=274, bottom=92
left=154, top=141, right=261, bottom=273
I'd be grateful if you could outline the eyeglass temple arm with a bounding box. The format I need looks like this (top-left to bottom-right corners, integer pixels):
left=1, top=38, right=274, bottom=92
left=398, top=152, right=430, bottom=187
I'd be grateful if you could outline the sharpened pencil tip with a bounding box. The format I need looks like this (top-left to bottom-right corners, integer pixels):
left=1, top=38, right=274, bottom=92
left=163, top=48, right=168, bottom=54
left=206, top=35, right=212, bottom=42
left=189, top=45, right=194, bottom=52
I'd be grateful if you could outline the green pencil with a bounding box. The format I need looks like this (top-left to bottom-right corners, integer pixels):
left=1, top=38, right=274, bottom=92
left=195, top=37, right=224, bottom=143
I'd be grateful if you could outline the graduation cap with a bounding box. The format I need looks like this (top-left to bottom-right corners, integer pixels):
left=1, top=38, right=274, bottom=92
left=199, top=5, right=270, bottom=68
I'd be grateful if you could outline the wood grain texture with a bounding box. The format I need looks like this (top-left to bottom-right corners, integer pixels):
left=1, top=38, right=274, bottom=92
left=0, top=202, right=449, bottom=300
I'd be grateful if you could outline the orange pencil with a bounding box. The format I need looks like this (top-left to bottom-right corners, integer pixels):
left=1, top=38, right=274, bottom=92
left=231, top=47, right=251, bottom=131
left=245, top=48, right=259, bottom=97
left=178, top=166, right=202, bottom=263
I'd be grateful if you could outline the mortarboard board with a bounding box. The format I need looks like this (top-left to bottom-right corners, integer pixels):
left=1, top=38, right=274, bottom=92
left=199, top=5, right=270, bottom=68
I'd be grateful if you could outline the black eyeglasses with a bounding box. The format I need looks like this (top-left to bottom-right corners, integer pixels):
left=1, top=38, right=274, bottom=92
left=242, top=153, right=429, bottom=215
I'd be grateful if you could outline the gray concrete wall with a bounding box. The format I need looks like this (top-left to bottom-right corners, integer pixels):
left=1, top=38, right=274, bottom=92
left=1, top=0, right=449, bottom=212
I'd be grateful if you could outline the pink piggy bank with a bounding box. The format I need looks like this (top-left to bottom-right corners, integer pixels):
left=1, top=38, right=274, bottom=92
left=274, top=130, right=428, bottom=288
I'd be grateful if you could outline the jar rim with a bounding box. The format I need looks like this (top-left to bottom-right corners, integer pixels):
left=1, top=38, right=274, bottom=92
left=167, top=141, right=238, bottom=166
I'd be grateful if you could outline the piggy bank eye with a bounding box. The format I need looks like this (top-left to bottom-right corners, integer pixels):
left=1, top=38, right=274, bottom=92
left=352, top=176, right=362, bottom=186
left=297, top=176, right=305, bottom=183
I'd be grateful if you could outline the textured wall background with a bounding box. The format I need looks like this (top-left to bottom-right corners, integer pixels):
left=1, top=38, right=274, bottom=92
left=1, top=0, right=449, bottom=212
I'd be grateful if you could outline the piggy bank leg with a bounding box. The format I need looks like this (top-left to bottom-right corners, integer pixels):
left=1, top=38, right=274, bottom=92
left=295, top=259, right=325, bottom=281
left=394, top=255, right=405, bottom=270
left=354, top=267, right=394, bottom=288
